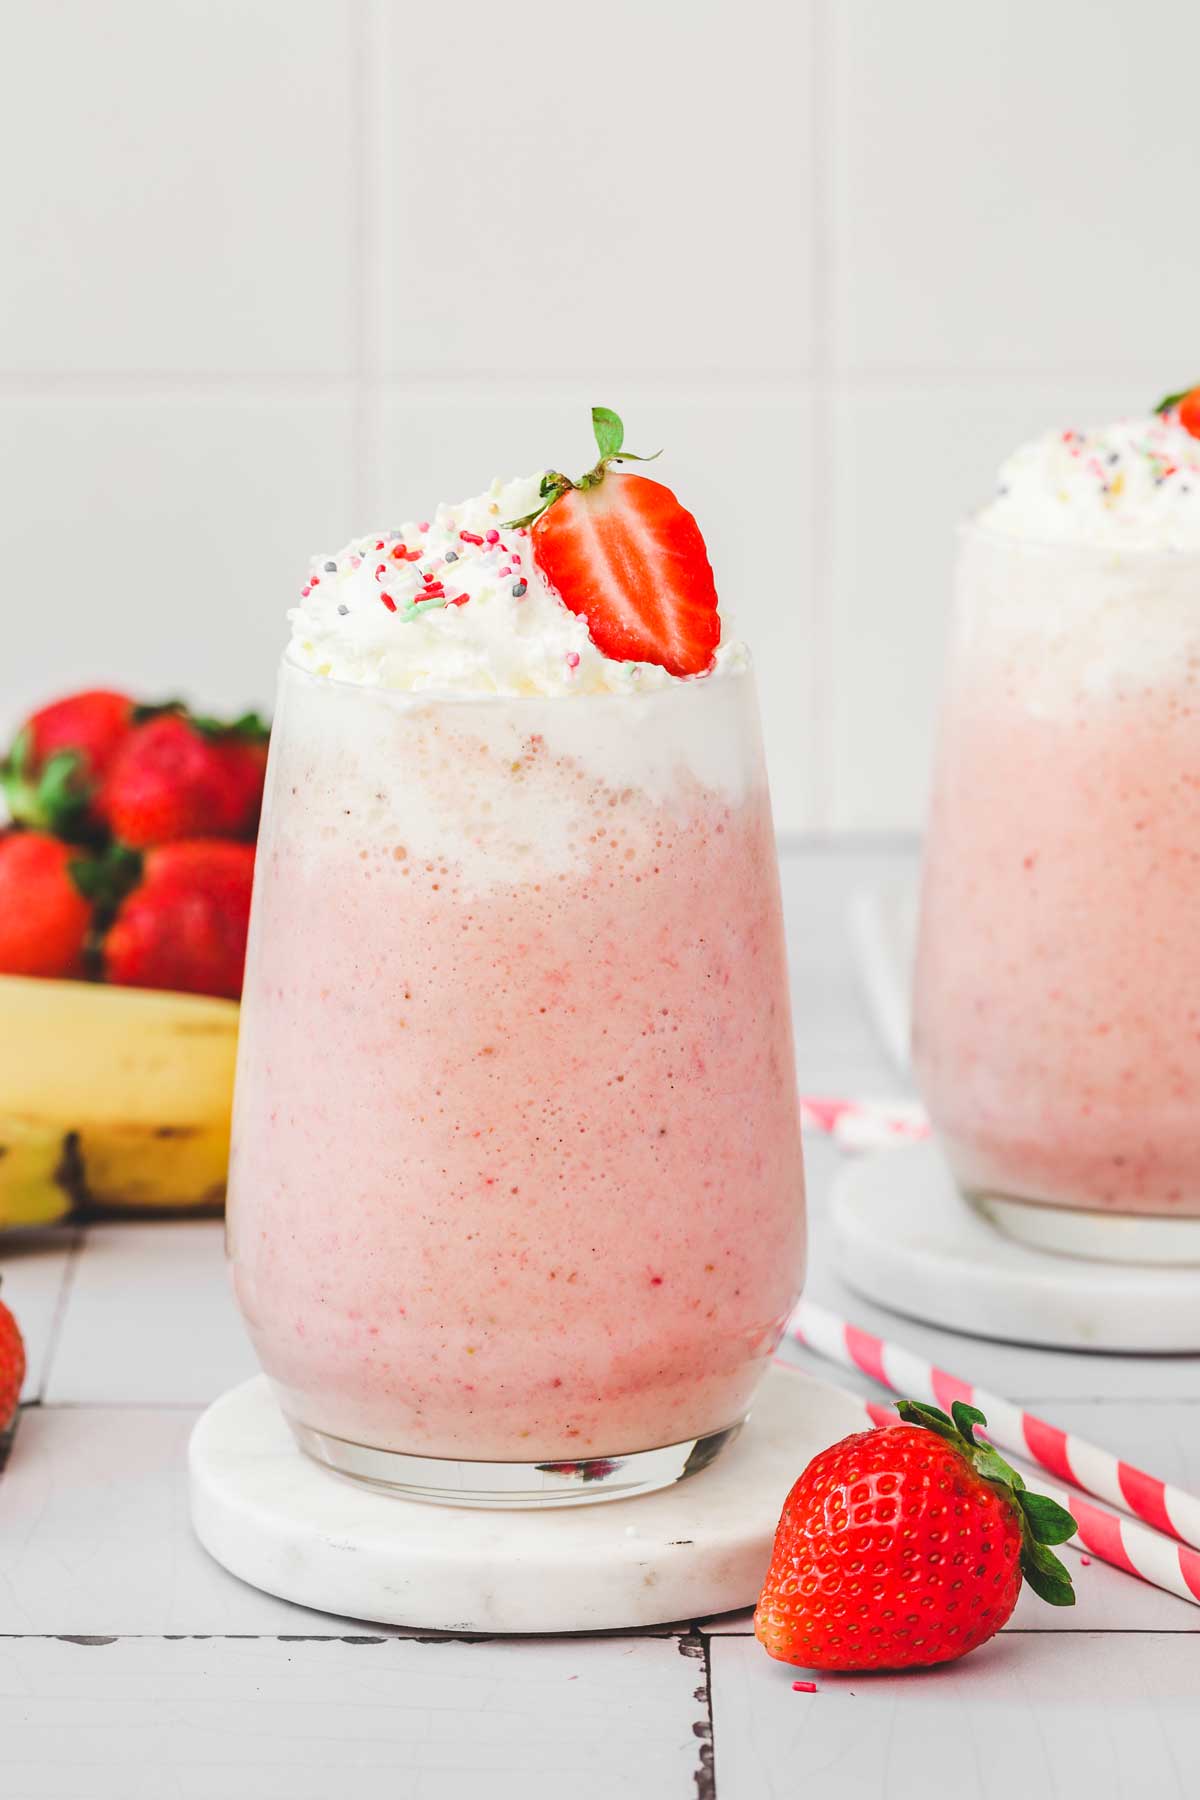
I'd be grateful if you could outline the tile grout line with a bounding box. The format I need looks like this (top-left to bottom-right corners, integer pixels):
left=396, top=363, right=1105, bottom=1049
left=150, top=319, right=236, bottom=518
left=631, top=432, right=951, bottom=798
left=805, top=0, right=834, bottom=832
left=0, top=373, right=358, bottom=397
left=348, top=0, right=377, bottom=523
left=35, top=1225, right=87, bottom=1404
left=36, top=1400, right=207, bottom=1411
left=0, top=368, right=1180, bottom=399
left=0, top=1630, right=696, bottom=1643
left=697, top=1631, right=718, bottom=1800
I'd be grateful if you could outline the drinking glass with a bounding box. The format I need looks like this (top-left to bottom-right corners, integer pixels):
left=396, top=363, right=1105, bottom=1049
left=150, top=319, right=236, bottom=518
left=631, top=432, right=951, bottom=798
left=913, top=522, right=1200, bottom=1257
left=227, top=654, right=806, bottom=1503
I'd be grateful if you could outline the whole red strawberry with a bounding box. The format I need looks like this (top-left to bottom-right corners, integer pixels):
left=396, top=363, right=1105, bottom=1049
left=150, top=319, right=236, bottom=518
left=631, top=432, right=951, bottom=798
left=0, top=1291, right=25, bottom=1431
left=0, top=830, right=95, bottom=979
left=102, top=840, right=255, bottom=999
left=2, top=689, right=133, bottom=837
left=509, top=407, right=721, bottom=679
left=99, top=708, right=268, bottom=848
left=755, top=1400, right=1076, bottom=1674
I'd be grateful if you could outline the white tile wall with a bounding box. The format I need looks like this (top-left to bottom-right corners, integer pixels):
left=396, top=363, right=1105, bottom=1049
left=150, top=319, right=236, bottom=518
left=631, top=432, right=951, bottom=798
left=3, top=0, right=1198, bottom=831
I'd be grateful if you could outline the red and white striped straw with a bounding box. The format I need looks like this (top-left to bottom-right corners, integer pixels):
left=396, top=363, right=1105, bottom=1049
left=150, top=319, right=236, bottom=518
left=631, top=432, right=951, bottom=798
left=849, top=1393, right=1200, bottom=1609
left=798, top=1096, right=929, bottom=1154
left=792, top=1297, right=1200, bottom=1561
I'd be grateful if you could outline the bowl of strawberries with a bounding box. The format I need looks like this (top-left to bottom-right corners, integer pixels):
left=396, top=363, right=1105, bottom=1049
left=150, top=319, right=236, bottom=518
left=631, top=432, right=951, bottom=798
left=0, top=689, right=268, bottom=1227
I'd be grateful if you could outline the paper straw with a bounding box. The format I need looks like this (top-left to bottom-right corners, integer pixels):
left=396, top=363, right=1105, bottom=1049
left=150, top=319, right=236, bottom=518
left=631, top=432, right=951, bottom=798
left=798, top=1096, right=929, bottom=1153
left=792, top=1298, right=1200, bottom=1554
left=849, top=1393, right=1200, bottom=1609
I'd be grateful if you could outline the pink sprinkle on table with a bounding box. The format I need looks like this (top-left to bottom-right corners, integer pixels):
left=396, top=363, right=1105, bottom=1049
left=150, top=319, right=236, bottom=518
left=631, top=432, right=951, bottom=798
left=792, top=1681, right=817, bottom=1693
left=1080, top=1555, right=1092, bottom=1566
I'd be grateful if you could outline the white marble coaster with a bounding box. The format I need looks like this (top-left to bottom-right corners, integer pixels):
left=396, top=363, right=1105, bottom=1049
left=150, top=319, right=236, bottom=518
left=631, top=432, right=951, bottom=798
left=189, top=1366, right=865, bottom=1633
left=832, top=1140, right=1200, bottom=1352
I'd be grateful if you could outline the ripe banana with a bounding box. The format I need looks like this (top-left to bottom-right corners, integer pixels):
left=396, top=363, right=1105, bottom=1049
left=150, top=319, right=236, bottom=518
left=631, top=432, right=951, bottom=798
left=0, top=975, right=239, bottom=1223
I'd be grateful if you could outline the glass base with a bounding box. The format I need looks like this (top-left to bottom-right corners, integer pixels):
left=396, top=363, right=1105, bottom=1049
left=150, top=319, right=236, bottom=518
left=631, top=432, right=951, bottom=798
left=286, top=1415, right=745, bottom=1508
left=972, top=1190, right=1200, bottom=1266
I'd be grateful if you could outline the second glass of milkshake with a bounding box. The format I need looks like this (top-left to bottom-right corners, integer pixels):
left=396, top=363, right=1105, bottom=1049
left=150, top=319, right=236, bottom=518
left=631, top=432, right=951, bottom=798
left=913, top=404, right=1200, bottom=1257
left=227, top=420, right=806, bottom=1503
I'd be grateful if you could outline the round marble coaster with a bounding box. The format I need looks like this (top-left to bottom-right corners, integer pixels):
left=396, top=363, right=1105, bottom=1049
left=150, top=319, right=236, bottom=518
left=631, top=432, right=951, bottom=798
left=832, top=1140, right=1200, bottom=1352
left=188, top=1366, right=864, bottom=1634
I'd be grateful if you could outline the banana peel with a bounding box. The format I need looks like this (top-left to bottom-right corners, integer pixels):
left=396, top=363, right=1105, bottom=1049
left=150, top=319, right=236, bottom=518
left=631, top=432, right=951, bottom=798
left=0, top=975, right=239, bottom=1224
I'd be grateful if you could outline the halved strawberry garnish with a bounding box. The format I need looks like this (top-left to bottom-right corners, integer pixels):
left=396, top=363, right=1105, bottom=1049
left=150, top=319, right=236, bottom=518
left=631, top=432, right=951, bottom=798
left=509, top=408, right=721, bottom=679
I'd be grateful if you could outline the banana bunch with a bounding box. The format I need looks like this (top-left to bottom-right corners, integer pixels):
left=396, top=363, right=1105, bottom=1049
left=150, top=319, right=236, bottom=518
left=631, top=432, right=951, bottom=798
left=0, top=975, right=239, bottom=1225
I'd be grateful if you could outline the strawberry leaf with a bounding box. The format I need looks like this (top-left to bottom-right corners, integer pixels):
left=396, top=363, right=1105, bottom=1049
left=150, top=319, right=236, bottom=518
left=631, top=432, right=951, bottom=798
left=130, top=698, right=189, bottom=725
left=1155, top=387, right=1197, bottom=415
left=1020, top=1538, right=1076, bottom=1606
left=192, top=709, right=270, bottom=742
left=972, top=1441, right=1026, bottom=1491
left=133, top=699, right=270, bottom=742
left=69, top=843, right=141, bottom=913
left=2, top=737, right=94, bottom=839
left=3, top=726, right=31, bottom=782
left=1017, top=1490, right=1078, bottom=1546
left=950, top=1400, right=988, bottom=1442
left=592, top=406, right=624, bottom=460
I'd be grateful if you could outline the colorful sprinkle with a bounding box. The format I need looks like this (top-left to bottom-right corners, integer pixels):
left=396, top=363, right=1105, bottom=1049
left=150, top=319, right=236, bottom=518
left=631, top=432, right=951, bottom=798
left=460, top=530, right=485, bottom=546
left=485, top=528, right=500, bottom=544
left=792, top=1681, right=817, bottom=1694
left=323, top=560, right=338, bottom=572
left=380, top=592, right=397, bottom=612
left=444, top=549, right=459, bottom=562
left=565, top=651, right=580, bottom=670
left=512, top=580, right=527, bottom=598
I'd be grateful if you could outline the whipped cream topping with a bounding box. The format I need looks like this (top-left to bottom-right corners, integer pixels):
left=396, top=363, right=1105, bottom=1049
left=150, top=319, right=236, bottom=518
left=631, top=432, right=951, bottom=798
left=289, top=472, right=744, bottom=694
left=977, top=413, right=1200, bottom=551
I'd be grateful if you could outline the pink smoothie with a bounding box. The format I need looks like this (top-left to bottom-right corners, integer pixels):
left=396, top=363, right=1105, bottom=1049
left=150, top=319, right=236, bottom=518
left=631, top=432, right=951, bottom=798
left=228, top=664, right=805, bottom=1459
left=913, top=527, right=1200, bottom=1216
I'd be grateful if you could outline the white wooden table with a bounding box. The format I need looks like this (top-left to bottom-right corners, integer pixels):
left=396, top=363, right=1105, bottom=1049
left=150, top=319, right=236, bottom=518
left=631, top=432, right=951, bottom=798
left=2, top=842, right=1197, bottom=1799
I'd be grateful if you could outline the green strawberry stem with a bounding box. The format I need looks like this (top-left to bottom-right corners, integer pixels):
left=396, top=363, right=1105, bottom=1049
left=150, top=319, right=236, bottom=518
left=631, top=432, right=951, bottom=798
left=502, top=406, right=661, bottom=530
left=895, top=1398, right=1077, bottom=1607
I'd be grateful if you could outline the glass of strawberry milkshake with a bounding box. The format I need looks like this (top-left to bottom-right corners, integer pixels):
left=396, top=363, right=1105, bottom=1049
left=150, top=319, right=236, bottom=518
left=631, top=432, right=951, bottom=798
left=227, top=410, right=806, bottom=1503
left=913, top=397, right=1200, bottom=1258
